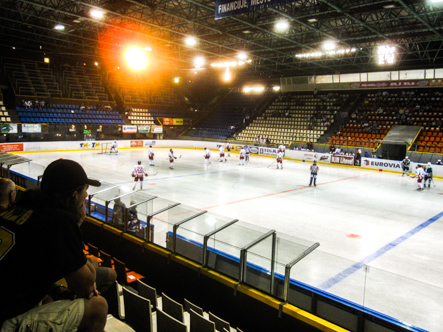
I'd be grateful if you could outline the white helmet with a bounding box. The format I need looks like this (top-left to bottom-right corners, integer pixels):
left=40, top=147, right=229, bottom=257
left=405, top=156, right=409, bottom=159
left=428, top=162, right=431, bottom=166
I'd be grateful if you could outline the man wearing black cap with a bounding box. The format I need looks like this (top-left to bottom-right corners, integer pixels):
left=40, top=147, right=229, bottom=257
left=0, top=159, right=107, bottom=331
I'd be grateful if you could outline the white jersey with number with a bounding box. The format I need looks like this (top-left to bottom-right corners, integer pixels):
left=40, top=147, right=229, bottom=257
left=132, top=165, right=146, bottom=177
left=205, top=149, right=211, bottom=158
left=279, top=145, right=285, bottom=152
left=149, top=147, right=154, bottom=157
left=168, top=151, right=175, bottom=159
left=111, top=141, right=117, bottom=149
left=227, top=143, right=232, bottom=150
left=277, top=151, right=283, bottom=160
left=219, top=146, right=224, bottom=154
left=240, top=148, right=246, bottom=158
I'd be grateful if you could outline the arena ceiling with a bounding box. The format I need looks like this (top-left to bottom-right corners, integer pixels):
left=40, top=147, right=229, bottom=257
left=1, top=0, right=443, bottom=82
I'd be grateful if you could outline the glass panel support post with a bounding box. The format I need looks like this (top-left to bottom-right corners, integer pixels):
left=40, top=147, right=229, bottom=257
left=283, top=242, right=320, bottom=303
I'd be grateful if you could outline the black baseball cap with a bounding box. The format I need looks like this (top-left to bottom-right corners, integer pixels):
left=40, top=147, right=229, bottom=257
left=41, top=159, right=101, bottom=193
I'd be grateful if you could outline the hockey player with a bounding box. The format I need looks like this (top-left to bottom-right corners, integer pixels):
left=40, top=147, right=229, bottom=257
left=278, top=143, right=286, bottom=157
left=226, top=142, right=232, bottom=157
left=437, top=159, right=442, bottom=165
left=109, top=140, right=118, bottom=154
left=219, top=145, right=226, bottom=162
left=401, top=156, right=411, bottom=176
left=413, top=164, right=426, bottom=191
left=424, top=162, right=433, bottom=188
left=276, top=149, right=283, bottom=169
left=204, top=148, right=212, bottom=165
left=309, top=161, right=319, bottom=187
left=148, top=145, right=155, bottom=166
left=239, top=146, right=246, bottom=165
left=168, top=149, right=176, bottom=169
left=131, top=161, right=148, bottom=190
left=244, top=145, right=250, bottom=162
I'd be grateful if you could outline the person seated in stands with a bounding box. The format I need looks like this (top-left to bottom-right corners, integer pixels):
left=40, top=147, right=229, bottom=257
left=365, top=151, right=371, bottom=158
left=266, top=137, right=271, bottom=145
left=0, top=178, right=17, bottom=213
left=0, top=159, right=107, bottom=331
left=40, top=100, right=45, bottom=108
left=24, top=100, right=32, bottom=109
left=112, top=196, right=126, bottom=229
left=261, top=137, right=266, bottom=144
left=127, top=200, right=141, bottom=235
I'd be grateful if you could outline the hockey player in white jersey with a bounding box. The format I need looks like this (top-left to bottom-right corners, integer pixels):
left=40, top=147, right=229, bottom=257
left=168, top=149, right=176, bottom=169
left=412, top=164, right=426, bottom=191
left=148, top=145, right=155, bottom=166
left=239, top=146, right=246, bottom=165
left=109, top=140, right=118, bottom=154
left=132, top=161, right=148, bottom=190
left=278, top=143, right=286, bottom=157
left=219, top=145, right=226, bottom=162
left=244, top=145, right=250, bottom=162
left=226, top=142, right=232, bottom=157
left=276, top=149, right=283, bottom=169
left=204, top=148, right=212, bottom=165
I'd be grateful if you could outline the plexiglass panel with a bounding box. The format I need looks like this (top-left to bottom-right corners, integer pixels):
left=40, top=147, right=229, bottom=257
left=176, top=212, right=235, bottom=263
left=362, top=266, right=443, bottom=331
left=10, top=161, right=45, bottom=181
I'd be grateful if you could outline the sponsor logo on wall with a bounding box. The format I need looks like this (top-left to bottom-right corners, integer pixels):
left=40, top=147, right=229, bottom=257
left=130, top=140, right=143, bottom=147
left=123, top=125, right=137, bottom=133
left=144, top=141, right=157, bottom=147
left=331, top=155, right=354, bottom=165
left=79, top=142, right=100, bottom=149
left=364, top=160, right=401, bottom=169
left=259, top=147, right=278, bottom=156
left=0, top=143, right=24, bottom=152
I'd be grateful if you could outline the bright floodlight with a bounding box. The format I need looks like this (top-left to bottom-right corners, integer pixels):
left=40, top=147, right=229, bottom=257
left=322, top=40, right=336, bottom=51
left=377, top=45, right=396, bottom=65
left=273, top=86, right=280, bottom=91
left=125, top=47, right=148, bottom=70
left=275, top=20, right=289, bottom=32
left=223, top=67, right=231, bottom=82
left=174, top=77, right=180, bottom=83
left=90, top=9, right=105, bottom=20
left=185, top=36, right=197, bottom=47
left=193, top=56, right=205, bottom=68
left=237, top=52, right=247, bottom=60
left=54, top=24, right=65, bottom=30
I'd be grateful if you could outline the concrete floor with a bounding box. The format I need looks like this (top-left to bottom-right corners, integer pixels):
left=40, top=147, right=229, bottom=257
left=14, top=147, right=443, bottom=331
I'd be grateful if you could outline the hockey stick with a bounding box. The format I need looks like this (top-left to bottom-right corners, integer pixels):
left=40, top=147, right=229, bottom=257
left=179, top=155, right=182, bottom=158
left=150, top=171, right=158, bottom=176
left=267, top=160, right=276, bottom=168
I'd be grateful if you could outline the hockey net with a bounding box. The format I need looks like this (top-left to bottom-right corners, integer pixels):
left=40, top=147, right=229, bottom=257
left=98, top=142, right=113, bottom=154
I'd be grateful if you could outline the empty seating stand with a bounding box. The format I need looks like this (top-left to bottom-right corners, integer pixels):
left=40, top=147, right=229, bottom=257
left=17, top=105, right=124, bottom=125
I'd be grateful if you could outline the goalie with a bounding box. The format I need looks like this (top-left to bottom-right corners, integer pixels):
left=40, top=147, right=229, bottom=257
left=132, top=161, right=148, bottom=190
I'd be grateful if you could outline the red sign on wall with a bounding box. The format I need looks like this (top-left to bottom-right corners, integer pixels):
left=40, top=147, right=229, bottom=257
left=0, top=143, right=24, bottom=152
left=130, top=140, right=143, bottom=148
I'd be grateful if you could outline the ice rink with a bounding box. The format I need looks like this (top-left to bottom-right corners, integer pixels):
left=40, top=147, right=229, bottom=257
left=14, top=147, right=443, bottom=331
